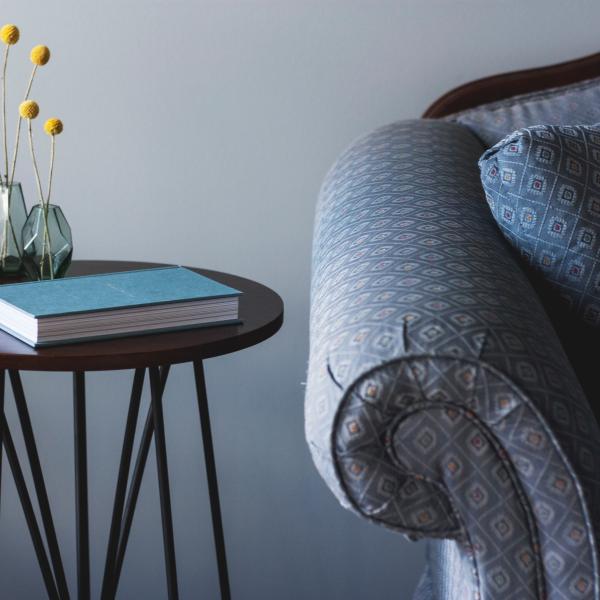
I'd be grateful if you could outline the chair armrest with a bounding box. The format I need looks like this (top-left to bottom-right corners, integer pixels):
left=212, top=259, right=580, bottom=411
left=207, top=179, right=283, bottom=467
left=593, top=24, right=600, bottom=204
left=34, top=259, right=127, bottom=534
left=305, top=119, right=600, bottom=599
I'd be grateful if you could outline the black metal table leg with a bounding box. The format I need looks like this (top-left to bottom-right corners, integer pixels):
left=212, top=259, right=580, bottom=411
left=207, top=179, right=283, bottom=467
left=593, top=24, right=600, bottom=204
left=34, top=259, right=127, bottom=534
left=193, top=360, right=231, bottom=600
left=1, top=361, right=234, bottom=600
left=149, top=366, right=179, bottom=600
left=0, top=369, right=4, bottom=516
left=10, top=370, right=70, bottom=600
left=0, top=412, right=60, bottom=599
left=112, top=366, right=170, bottom=591
left=73, top=372, right=90, bottom=600
left=100, top=367, right=145, bottom=600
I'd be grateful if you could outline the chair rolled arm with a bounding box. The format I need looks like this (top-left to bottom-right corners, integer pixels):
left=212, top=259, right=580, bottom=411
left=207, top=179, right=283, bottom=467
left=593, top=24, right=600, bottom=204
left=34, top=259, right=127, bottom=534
left=305, top=119, right=600, bottom=599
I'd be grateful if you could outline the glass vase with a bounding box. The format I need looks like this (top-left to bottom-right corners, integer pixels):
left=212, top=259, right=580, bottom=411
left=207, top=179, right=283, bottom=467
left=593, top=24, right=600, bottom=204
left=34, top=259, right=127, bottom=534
left=0, top=182, right=28, bottom=276
left=22, top=204, right=73, bottom=280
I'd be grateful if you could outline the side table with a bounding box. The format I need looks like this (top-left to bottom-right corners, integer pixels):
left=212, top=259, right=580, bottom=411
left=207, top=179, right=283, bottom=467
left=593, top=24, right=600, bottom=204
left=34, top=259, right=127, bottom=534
left=0, top=260, right=284, bottom=600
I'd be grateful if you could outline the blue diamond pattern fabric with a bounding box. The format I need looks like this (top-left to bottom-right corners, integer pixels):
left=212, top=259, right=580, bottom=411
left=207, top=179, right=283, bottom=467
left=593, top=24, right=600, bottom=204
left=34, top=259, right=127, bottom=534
left=445, top=75, right=600, bottom=147
left=479, top=124, right=600, bottom=328
left=305, top=119, right=600, bottom=600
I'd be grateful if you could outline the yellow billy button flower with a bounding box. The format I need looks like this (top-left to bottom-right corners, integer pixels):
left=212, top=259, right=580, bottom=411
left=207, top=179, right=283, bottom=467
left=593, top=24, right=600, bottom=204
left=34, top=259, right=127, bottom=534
left=0, top=24, right=19, bottom=45
left=44, top=118, right=63, bottom=136
left=19, top=100, right=39, bottom=120
left=30, top=45, right=50, bottom=66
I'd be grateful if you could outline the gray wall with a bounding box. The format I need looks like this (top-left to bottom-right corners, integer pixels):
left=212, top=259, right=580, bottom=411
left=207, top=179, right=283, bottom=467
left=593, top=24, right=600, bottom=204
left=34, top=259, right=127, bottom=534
left=1, top=1, right=600, bottom=598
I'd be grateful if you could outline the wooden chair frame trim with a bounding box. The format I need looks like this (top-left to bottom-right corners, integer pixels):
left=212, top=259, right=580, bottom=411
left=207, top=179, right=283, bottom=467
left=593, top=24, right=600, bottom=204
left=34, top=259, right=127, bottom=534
left=423, top=51, right=600, bottom=119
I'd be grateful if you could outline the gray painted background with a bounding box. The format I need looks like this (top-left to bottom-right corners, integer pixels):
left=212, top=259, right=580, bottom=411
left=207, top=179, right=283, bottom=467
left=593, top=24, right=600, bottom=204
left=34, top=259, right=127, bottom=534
left=0, top=1, right=599, bottom=598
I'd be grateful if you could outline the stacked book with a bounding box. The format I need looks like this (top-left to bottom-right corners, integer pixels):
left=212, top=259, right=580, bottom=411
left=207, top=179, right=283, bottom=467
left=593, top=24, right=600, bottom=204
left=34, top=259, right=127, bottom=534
left=0, top=266, right=241, bottom=347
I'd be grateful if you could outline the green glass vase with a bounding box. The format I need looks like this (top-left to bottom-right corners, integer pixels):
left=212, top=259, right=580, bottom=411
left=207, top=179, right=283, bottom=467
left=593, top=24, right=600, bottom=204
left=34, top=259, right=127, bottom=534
left=22, top=204, right=73, bottom=280
left=0, top=182, right=28, bottom=276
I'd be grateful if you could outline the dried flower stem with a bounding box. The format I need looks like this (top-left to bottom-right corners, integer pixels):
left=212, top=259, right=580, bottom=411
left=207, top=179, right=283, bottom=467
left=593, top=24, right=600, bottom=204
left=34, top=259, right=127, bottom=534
left=28, top=120, right=43, bottom=205
left=47, top=134, right=55, bottom=205
left=28, top=120, right=54, bottom=279
left=8, top=64, right=37, bottom=190
left=0, top=54, right=29, bottom=265
left=0, top=54, right=35, bottom=266
left=41, top=137, right=56, bottom=280
left=1, top=45, right=9, bottom=185
left=0, top=186, right=8, bottom=268
left=3, top=66, right=39, bottom=263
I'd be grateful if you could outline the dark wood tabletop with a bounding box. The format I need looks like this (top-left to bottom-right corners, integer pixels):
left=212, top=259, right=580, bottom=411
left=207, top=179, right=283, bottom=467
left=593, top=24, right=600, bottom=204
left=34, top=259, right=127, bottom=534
left=0, top=260, right=284, bottom=372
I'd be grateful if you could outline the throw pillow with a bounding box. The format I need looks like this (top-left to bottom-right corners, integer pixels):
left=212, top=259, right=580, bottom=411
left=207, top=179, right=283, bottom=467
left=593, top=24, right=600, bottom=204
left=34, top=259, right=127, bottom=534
left=478, top=124, right=600, bottom=327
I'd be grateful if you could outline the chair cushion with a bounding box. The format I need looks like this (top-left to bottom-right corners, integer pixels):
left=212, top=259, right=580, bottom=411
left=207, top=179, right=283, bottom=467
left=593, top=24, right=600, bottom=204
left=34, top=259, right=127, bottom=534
left=479, top=124, right=600, bottom=328
left=446, top=76, right=600, bottom=147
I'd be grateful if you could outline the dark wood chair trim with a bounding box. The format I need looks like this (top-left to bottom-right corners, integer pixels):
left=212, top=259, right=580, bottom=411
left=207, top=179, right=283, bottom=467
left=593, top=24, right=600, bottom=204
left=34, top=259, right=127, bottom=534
left=423, top=51, right=600, bottom=119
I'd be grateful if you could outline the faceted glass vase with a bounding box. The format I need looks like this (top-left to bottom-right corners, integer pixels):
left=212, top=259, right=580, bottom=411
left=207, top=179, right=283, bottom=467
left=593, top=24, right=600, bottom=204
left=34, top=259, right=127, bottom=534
left=0, top=182, right=28, bottom=276
left=22, top=204, right=73, bottom=280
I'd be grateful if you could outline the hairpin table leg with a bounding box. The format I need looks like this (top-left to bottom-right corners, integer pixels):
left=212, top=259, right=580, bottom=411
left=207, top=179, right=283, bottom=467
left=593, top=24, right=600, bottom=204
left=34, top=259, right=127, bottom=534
left=10, top=370, right=69, bottom=599
left=100, top=367, right=145, bottom=600
left=193, top=360, right=231, bottom=600
left=0, top=411, right=59, bottom=599
left=149, top=366, right=179, bottom=600
left=0, top=358, right=238, bottom=599
left=0, top=369, right=4, bottom=516
left=112, top=366, right=170, bottom=592
left=73, top=371, right=90, bottom=600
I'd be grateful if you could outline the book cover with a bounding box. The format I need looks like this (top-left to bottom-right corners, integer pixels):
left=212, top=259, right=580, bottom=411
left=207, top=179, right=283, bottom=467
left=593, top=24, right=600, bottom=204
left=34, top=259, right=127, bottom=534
left=0, top=266, right=241, bottom=318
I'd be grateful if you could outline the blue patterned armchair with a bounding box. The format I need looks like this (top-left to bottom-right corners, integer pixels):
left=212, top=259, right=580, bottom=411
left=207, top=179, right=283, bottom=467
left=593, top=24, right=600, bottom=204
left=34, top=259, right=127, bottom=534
left=305, top=53, right=600, bottom=600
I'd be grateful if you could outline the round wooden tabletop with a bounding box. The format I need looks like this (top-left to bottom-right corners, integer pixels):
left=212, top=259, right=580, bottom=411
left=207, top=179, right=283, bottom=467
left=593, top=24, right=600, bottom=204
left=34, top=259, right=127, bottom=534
left=0, top=260, right=284, bottom=371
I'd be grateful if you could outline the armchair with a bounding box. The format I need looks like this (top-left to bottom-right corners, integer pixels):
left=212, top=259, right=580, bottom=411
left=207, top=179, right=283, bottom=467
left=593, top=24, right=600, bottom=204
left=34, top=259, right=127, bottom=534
left=305, top=53, right=600, bottom=599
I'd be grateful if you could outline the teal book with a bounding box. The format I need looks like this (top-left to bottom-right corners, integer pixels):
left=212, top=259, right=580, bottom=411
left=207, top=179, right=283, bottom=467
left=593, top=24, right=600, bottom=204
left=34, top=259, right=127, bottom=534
left=0, top=266, right=242, bottom=347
